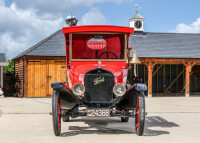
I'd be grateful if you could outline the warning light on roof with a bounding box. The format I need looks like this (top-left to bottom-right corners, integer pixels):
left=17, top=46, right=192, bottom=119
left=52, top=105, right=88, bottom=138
left=65, top=14, right=78, bottom=27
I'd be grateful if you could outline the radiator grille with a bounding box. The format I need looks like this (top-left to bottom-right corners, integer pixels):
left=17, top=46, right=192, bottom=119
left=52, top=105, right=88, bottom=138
left=85, top=69, right=114, bottom=103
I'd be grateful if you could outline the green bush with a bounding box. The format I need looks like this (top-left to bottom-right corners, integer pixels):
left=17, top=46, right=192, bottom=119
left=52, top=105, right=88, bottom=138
left=3, top=59, right=14, bottom=74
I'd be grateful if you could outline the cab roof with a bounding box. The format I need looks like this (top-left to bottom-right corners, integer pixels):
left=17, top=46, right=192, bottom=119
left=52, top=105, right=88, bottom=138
left=62, top=25, right=134, bottom=34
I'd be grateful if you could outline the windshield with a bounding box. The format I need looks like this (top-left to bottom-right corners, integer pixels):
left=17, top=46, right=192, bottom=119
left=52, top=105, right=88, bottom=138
left=71, top=33, right=126, bottom=60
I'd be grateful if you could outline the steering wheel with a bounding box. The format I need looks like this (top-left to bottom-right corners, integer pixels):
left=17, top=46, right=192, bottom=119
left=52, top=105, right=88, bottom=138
left=98, top=51, right=119, bottom=59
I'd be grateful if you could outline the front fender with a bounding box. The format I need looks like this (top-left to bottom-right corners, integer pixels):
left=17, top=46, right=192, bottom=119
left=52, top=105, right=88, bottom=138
left=51, top=82, right=80, bottom=110
left=116, top=83, right=147, bottom=110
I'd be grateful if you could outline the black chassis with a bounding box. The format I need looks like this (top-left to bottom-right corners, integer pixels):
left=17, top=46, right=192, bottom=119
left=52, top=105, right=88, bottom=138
left=51, top=82, right=147, bottom=118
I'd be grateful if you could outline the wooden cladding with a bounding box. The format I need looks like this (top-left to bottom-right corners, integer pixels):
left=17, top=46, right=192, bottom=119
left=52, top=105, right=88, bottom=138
left=27, top=60, right=48, bottom=97
left=47, top=60, right=66, bottom=97
left=27, top=59, right=66, bottom=97
left=14, top=57, right=66, bottom=97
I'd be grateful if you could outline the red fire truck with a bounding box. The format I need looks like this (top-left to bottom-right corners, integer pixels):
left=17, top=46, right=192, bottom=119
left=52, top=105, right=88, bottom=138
left=51, top=24, right=147, bottom=136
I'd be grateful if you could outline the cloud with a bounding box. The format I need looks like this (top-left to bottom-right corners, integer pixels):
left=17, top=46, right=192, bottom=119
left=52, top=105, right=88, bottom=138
left=170, top=18, right=200, bottom=33
left=13, top=0, right=130, bottom=15
left=1, top=0, right=129, bottom=59
left=0, top=1, right=109, bottom=59
left=79, top=8, right=107, bottom=25
left=0, top=1, right=64, bottom=59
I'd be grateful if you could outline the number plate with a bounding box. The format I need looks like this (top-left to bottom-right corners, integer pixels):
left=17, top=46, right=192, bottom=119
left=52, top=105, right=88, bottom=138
left=87, top=108, right=110, bottom=117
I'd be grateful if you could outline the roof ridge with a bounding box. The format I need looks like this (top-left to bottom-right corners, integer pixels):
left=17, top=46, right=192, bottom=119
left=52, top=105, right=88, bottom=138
left=144, top=32, right=200, bottom=35
left=12, top=29, right=62, bottom=60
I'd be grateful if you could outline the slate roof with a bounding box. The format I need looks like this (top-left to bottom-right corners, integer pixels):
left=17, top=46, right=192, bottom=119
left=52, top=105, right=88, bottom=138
left=12, top=29, right=66, bottom=60
left=0, top=53, right=7, bottom=63
left=130, top=32, right=200, bottom=58
left=13, top=29, right=200, bottom=60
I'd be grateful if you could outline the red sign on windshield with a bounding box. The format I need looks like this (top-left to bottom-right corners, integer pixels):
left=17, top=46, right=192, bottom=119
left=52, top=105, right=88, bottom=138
left=87, top=40, right=106, bottom=50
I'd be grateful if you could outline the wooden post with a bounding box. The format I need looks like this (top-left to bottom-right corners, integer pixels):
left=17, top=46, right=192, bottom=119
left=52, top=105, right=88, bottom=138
left=184, top=61, right=195, bottom=97
left=69, top=33, right=72, bottom=62
left=147, top=63, right=154, bottom=97
left=185, top=64, right=192, bottom=97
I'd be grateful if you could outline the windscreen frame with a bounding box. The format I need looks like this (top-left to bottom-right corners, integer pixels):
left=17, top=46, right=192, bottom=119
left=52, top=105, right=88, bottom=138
left=68, top=32, right=128, bottom=62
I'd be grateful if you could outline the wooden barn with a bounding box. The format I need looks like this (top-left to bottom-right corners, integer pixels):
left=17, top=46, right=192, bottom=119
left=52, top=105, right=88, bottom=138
left=13, top=30, right=67, bottom=97
left=12, top=12, right=200, bottom=98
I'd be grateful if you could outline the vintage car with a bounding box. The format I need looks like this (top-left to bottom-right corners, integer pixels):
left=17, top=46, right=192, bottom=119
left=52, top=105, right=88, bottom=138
left=51, top=25, right=147, bottom=136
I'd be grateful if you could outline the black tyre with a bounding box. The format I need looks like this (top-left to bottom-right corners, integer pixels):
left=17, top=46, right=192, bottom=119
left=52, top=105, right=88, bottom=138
left=52, top=90, right=61, bottom=136
left=62, top=116, right=70, bottom=122
left=121, top=117, right=129, bottom=122
left=135, top=92, right=145, bottom=136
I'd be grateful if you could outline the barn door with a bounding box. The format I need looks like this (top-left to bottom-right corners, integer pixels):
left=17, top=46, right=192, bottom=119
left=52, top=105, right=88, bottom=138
left=47, top=60, right=66, bottom=97
left=27, top=60, right=48, bottom=97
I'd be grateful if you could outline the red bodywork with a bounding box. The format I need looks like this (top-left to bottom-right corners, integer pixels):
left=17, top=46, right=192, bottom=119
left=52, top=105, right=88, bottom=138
left=62, top=25, right=134, bottom=90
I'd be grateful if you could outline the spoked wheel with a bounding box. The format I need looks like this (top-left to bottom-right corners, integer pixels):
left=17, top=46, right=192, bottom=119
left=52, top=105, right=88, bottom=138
left=135, top=92, right=145, bottom=136
left=52, top=90, right=61, bottom=136
left=121, top=117, right=129, bottom=122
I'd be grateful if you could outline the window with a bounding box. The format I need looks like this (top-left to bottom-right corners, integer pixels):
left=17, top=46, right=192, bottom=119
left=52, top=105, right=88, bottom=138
left=71, top=33, right=125, bottom=60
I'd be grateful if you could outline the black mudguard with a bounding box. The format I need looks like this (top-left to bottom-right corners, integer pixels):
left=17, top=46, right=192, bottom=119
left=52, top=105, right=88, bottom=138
left=51, top=82, right=80, bottom=110
left=117, top=83, right=147, bottom=110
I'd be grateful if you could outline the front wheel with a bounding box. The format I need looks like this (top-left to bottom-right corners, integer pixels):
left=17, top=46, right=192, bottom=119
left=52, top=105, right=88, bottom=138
left=135, top=92, right=145, bottom=136
left=52, top=90, right=61, bottom=136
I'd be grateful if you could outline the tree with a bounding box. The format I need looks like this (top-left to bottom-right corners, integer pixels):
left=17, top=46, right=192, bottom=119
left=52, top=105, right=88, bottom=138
left=3, top=59, right=14, bottom=74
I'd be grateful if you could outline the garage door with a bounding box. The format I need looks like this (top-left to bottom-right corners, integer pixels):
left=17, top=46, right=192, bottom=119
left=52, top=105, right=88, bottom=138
left=27, top=60, right=66, bottom=97
left=47, top=60, right=66, bottom=96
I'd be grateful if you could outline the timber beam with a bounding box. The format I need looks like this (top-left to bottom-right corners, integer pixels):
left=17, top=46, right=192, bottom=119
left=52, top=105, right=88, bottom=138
left=165, top=68, right=185, bottom=93
left=143, top=60, right=157, bottom=98
left=182, top=60, right=196, bottom=97
left=131, top=58, right=200, bottom=97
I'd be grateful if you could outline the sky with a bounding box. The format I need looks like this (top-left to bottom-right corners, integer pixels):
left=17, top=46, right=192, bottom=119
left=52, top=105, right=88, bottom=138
left=1, top=0, right=200, bottom=59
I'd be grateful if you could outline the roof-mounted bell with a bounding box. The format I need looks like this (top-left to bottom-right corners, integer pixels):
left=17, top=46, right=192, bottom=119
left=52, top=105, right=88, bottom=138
left=65, top=14, right=78, bottom=27
left=129, top=50, right=141, bottom=64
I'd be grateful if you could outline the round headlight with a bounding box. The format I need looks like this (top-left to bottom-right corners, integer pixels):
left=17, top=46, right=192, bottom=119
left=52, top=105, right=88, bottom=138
left=113, top=83, right=126, bottom=96
left=72, top=83, right=85, bottom=96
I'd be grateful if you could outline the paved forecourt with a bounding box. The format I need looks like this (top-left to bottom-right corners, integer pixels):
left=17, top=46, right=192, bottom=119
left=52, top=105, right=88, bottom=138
left=0, top=97, right=200, bottom=143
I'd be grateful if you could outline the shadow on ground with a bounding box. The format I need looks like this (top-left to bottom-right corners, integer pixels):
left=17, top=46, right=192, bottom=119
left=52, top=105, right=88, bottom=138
left=60, top=116, right=179, bottom=137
